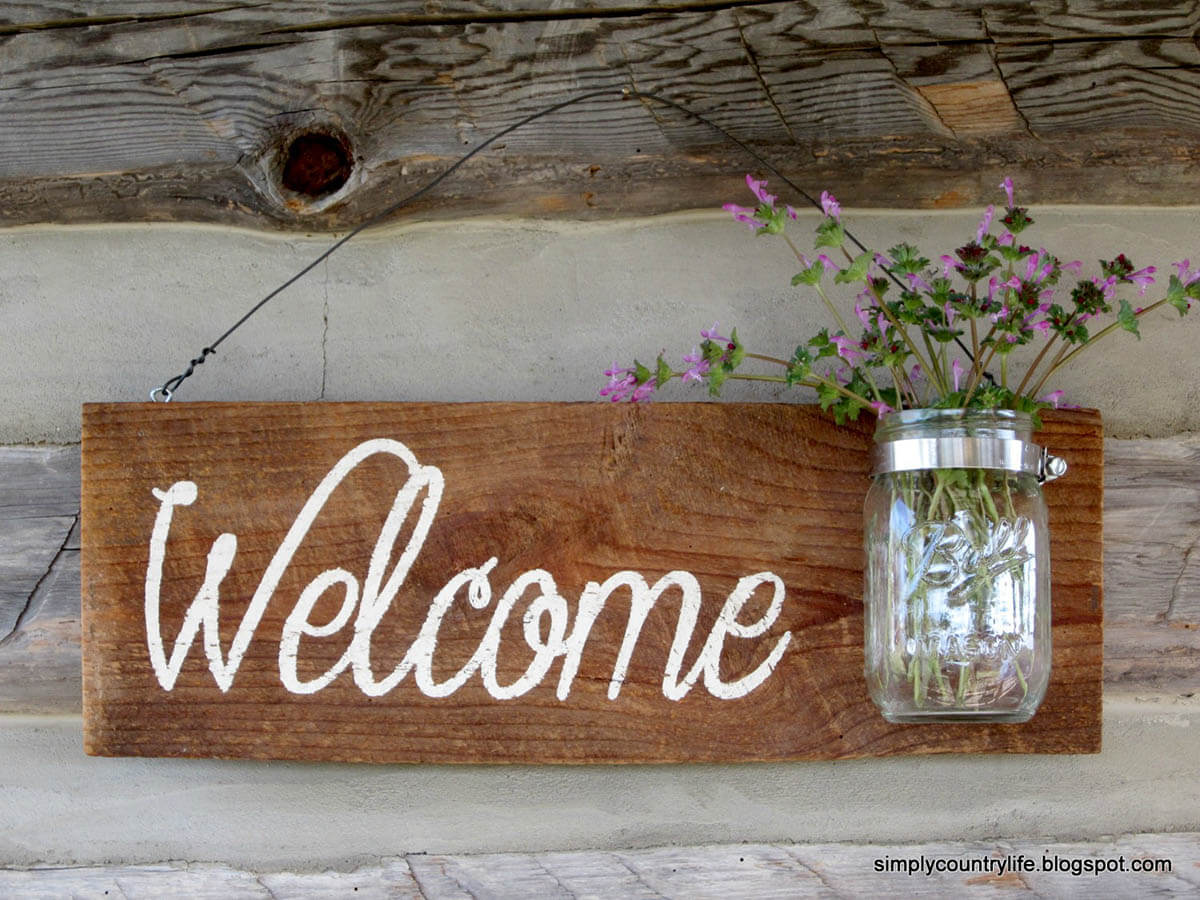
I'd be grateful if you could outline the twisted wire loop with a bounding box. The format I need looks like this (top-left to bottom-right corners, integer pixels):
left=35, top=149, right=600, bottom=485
left=151, top=347, right=215, bottom=401
left=152, top=87, right=992, bottom=400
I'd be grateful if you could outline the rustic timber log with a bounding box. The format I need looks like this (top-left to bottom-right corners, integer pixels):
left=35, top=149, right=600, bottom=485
left=0, top=2, right=1198, bottom=229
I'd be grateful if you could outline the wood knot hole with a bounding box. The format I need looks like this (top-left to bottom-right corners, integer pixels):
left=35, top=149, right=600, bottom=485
left=280, top=131, right=353, bottom=199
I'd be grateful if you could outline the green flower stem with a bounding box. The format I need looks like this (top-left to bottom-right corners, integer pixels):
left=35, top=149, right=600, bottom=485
left=741, top=352, right=891, bottom=407
left=887, top=365, right=906, bottom=411
left=920, top=331, right=948, bottom=393
left=1042, top=294, right=1173, bottom=385
left=888, top=468, right=1026, bottom=711
left=1013, top=312, right=1075, bottom=399
left=863, top=281, right=937, bottom=384
left=1000, top=354, right=1008, bottom=390
left=786, top=234, right=852, bottom=337
left=962, top=337, right=998, bottom=406
left=725, top=373, right=787, bottom=382
left=969, top=307, right=980, bottom=364
left=744, top=352, right=792, bottom=367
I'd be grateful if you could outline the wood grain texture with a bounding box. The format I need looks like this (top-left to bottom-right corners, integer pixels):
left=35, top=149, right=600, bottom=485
left=3, top=833, right=1197, bottom=897
left=8, top=425, right=1198, bottom=716
left=2, top=1, right=1199, bottom=229
left=79, top=402, right=1101, bottom=762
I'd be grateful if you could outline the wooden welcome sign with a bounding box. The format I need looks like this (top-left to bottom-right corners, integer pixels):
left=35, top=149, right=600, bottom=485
left=81, top=402, right=1103, bottom=763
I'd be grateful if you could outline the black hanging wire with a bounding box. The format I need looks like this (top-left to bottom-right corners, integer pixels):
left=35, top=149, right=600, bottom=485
left=153, top=87, right=990, bottom=400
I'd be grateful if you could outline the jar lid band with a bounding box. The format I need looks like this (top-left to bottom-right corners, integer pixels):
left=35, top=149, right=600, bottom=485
left=872, top=437, right=1067, bottom=482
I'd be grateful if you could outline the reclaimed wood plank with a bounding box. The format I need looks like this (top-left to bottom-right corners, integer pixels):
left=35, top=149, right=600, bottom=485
left=0, top=859, right=424, bottom=899
left=2, top=2, right=1200, bottom=228
left=4, top=834, right=1195, bottom=898
left=0, top=548, right=81, bottom=714
left=9, top=421, right=1200, bottom=715
left=0, top=445, right=80, bottom=518
left=77, top=402, right=1101, bottom=762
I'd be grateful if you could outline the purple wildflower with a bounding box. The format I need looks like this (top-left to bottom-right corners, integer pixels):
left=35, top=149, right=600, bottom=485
left=700, top=322, right=730, bottom=344
left=868, top=400, right=893, bottom=416
left=1061, top=259, right=1083, bottom=275
left=976, top=205, right=994, bottom=242
left=681, top=348, right=711, bottom=384
left=1129, top=265, right=1156, bottom=296
left=746, top=175, right=776, bottom=207
left=817, top=253, right=841, bottom=274
left=820, top=190, right=841, bottom=220
left=1025, top=250, right=1055, bottom=284
left=952, top=358, right=964, bottom=392
left=722, top=203, right=764, bottom=232
left=1039, top=389, right=1065, bottom=409
left=830, top=334, right=866, bottom=364
left=1175, top=259, right=1200, bottom=285
left=906, top=273, right=932, bottom=293
left=940, top=254, right=962, bottom=278
left=1033, top=319, right=1052, bottom=333
left=910, top=363, right=923, bottom=383
left=600, top=364, right=639, bottom=403
left=1000, top=176, right=1015, bottom=209
left=855, top=301, right=874, bottom=329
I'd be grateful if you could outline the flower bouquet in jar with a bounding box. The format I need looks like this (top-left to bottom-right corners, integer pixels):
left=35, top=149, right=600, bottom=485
left=601, top=176, right=1200, bottom=722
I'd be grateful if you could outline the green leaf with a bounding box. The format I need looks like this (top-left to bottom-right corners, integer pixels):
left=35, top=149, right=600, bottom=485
left=707, top=364, right=727, bottom=397
left=727, top=327, right=746, bottom=369
left=833, top=250, right=872, bottom=285
left=786, top=347, right=812, bottom=386
left=886, top=243, right=930, bottom=275
left=1167, top=274, right=1190, bottom=315
left=633, top=360, right=653, bottom=384
left=816, top=379, right=841, bottom=411
left=1117, top=299, right=1141, bottom=339
left=808, top=328, right=837, bottom=360
left=814, top=218, right=845, bottom=250
left=655, top=355, right=672, bottom=388
left=791, top=260, right=825, bottom=286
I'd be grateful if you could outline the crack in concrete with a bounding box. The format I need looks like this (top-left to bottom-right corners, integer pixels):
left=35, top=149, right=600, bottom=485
left=319, top=259, right=330, bottom=400
left=0, top=512, right=77, bottom=647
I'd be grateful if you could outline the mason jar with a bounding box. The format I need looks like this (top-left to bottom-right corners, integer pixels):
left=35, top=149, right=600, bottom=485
left=863, top=408, right=1065, bottom=723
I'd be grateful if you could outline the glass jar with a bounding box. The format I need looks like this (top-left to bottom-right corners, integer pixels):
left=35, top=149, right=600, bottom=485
left=863, top=408, right=1065, bottom=723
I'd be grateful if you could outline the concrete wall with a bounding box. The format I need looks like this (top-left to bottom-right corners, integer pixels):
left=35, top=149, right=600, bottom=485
left=3, top=207, right=1199, bottom=868
left=4, top=207, right=1199, bottom=443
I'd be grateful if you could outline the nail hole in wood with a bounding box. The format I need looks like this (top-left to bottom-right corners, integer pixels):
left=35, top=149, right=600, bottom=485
left=280, top=131, right=353, bottom=199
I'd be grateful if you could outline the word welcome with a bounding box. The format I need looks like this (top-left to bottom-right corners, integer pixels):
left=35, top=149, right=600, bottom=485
left=145, top=439, right=793, bottom=702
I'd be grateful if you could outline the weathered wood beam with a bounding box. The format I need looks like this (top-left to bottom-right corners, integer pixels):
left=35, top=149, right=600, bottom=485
left=3, top=834, right=1199, bottom=896
left=0, top=2, right=1197, bottom=229
left=2, top=429, right=1197, bottom=715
